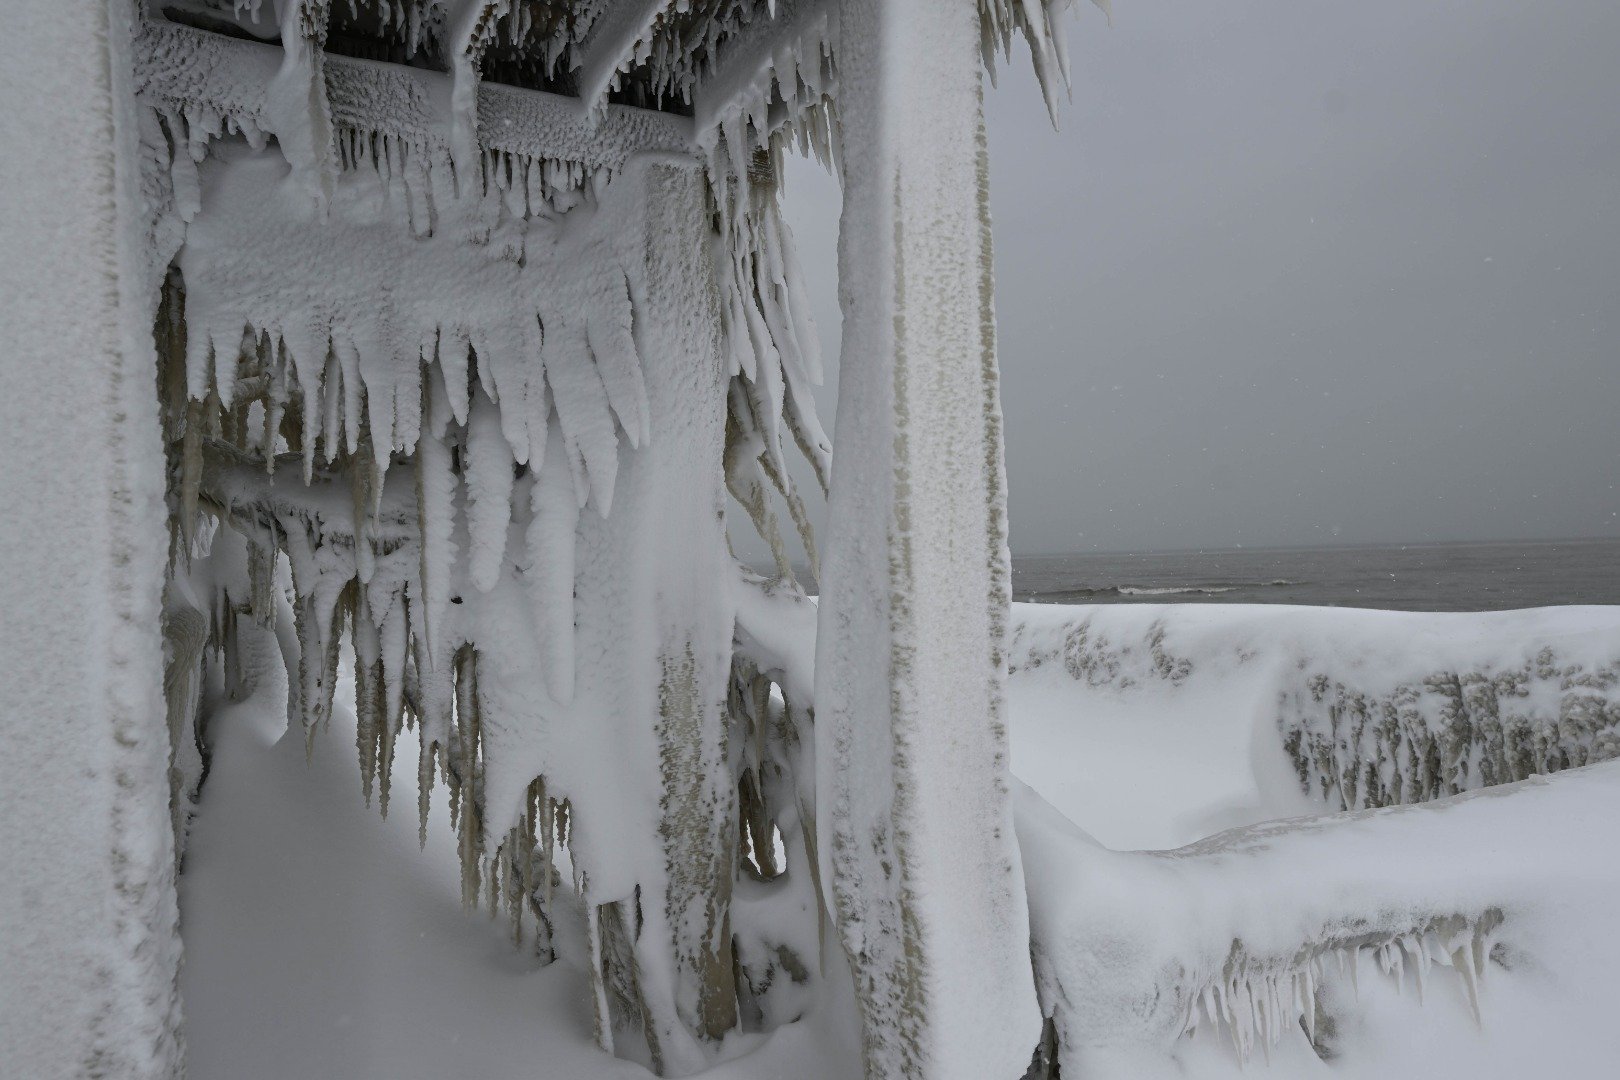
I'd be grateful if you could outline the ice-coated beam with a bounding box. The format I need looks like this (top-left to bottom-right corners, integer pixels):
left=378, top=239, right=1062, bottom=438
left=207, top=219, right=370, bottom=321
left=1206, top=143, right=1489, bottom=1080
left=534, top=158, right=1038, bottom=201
left=0, top=1, right=183, bottom=1077
left=136, top=15, right=696, bottom=170
left=573, top=0, right=676, bottom=113
left=814, top=1, right=1040, bottom=1077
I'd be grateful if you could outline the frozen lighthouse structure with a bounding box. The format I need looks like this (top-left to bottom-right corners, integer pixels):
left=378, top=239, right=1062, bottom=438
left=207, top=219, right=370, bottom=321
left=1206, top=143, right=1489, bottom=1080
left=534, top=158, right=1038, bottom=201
left=5, top=3, right=1617, bottom=1079
left=0, top=1, right=1093, bottom=1077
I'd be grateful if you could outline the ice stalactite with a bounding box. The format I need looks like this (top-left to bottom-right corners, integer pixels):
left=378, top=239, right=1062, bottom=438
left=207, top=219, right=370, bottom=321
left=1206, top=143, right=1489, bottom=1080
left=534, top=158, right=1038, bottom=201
left=691, top=0, right=840, bottom=151
left=527, top=422, right=578, bottom=704
left=703, top=108, right=831, bottom=586
left=463, top=383, right=514, bottom=593
left=715, top=171, right=828, bottom=582
left=1173, top=911, right=1503, bottom=1063
left=979, top=0, right=1112, bottom=124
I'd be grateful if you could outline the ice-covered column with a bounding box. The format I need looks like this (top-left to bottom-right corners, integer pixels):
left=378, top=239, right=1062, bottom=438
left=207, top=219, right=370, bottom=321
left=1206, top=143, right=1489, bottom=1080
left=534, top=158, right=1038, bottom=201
left=815, top=1, right=1041, bottom=1077
left=555, top=156, right=738, bottom=1075
left=0, top=1, right=184, bottom=1078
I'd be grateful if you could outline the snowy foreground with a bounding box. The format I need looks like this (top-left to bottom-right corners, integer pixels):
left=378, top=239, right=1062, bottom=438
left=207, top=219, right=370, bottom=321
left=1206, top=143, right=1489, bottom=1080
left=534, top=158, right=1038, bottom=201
left=182, top=603, right=1620, bottom=1078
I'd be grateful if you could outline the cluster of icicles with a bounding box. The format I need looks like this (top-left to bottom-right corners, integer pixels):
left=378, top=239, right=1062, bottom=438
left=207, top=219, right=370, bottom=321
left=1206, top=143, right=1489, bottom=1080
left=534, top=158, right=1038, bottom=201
left=1179, top=911, right=1503, bottom=1063
left=150, top=64, right=829, bottom=967
left=155, top=99, right=615, bottom=240
left=220, top=0, right=1101, bottom=131
left=1281, top=656, right=1620, bottom=813
left=157, top=255, right=592, bottom=949
left=980, top=0, right=1113, bottom=122
left=226, top=0, right=815, bottom=113
left=715, top=145, right=830, bottom=582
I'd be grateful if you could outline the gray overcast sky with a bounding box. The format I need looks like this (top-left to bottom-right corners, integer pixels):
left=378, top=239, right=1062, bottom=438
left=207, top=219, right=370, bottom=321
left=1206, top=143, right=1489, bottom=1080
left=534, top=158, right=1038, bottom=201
left=779, top=0, right=1620, bottom=555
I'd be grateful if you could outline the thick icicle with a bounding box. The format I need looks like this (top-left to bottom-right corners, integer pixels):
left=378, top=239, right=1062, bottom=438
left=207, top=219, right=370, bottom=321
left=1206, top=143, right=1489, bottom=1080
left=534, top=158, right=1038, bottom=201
left=527, top=423, right=578, bottom=705
left=415, top=378, right=458, bottom=670
left=262, top=0, right=336, bottom=203
left=464, top=383, right=515, bottom=592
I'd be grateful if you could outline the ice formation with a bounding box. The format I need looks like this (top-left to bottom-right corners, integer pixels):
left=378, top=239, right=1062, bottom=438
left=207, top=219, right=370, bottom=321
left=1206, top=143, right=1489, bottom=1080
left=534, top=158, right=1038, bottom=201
left=119, top=2, right=1108, bottom=1072
left=26, top=2, right=1608, bottom=1079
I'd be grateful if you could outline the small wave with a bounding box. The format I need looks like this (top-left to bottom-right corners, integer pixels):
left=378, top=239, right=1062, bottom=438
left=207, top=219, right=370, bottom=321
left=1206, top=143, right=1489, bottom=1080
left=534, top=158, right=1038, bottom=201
left=1021, top=579, right=1305, bottom=601
left=1117, top=585, right=1238, bottom=596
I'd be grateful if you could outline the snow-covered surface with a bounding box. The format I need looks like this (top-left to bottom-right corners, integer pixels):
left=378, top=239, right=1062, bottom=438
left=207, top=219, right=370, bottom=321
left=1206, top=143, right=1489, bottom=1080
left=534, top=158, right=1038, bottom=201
left=182, top=601, right=1620, bottom=1077
left=181, top=626, right=862, bottom=1080
left=1008, top=602, right=1620, bottom=1078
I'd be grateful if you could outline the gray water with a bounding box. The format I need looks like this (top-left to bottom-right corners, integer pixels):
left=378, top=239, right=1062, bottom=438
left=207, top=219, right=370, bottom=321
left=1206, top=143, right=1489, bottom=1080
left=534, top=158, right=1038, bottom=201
left=1010, top=538, right=1620, bottom=612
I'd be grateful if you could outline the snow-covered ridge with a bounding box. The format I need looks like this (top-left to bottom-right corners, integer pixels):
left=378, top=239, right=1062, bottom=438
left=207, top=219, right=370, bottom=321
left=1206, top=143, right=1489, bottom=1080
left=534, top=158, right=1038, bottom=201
left=1009, top=603, right=1620, bottom=810
left=1006, top=602, right=1620, bottom=1077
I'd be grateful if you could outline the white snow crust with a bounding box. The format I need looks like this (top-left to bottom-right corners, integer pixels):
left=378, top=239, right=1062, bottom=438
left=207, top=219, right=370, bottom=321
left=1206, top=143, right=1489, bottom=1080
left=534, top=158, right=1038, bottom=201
left=1008, top=602, right=1620, bottom=847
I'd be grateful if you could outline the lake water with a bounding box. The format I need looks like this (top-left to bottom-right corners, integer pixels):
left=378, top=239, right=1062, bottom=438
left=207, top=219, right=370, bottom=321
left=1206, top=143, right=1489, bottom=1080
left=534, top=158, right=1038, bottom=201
left=1010, top=538, right=1620, bottom=611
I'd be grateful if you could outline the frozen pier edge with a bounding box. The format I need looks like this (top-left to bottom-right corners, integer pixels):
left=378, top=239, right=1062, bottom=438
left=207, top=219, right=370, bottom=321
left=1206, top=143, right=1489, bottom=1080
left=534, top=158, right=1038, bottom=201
left=1006, top=602, right=1620, bottom=1077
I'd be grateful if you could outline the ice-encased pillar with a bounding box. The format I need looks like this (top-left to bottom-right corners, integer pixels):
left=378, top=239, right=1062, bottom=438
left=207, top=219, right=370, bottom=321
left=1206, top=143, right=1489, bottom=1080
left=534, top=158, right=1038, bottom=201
left=0, top=1, right=184, bottom=1077
left=556, top=158, right=737, bottom=1075
left=816, top=0, right=1041, bottom=1077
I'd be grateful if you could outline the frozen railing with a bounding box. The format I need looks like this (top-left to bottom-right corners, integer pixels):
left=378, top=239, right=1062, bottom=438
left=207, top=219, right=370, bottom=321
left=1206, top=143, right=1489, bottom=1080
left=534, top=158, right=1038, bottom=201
left=1016, top=760, right=1620, bottom=1072
left=1007, top=604, right=1620, bottom=810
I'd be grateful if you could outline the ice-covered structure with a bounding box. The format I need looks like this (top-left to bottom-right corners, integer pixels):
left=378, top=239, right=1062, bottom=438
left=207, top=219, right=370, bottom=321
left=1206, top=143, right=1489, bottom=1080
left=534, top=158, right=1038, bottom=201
left=0, top=2, right=1097, bottom=1077
left=3, top=2, right=1615, bottom=1079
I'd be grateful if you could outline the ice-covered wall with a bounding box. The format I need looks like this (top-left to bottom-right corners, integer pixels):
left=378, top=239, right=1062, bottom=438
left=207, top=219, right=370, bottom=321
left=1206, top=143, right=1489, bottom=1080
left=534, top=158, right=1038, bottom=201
left=0, top=1, right=183, bottom=1077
